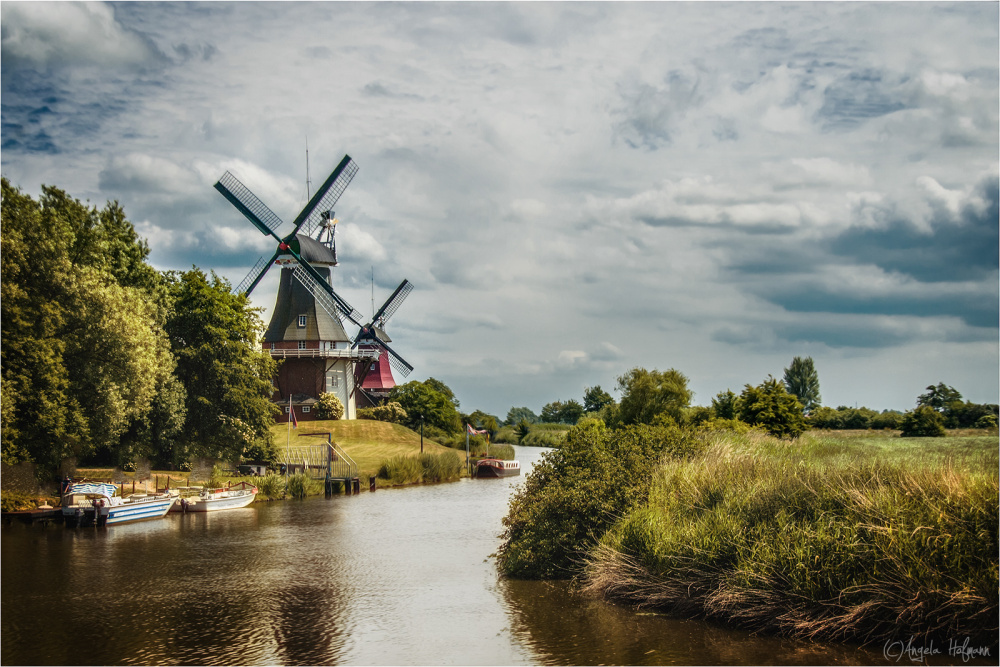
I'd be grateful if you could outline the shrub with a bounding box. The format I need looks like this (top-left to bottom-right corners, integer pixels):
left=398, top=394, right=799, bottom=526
left=736, top=376, right=807, bottom=439
left=975, top=414, right=998, bottom=430
left=870, top=410, right=904, bottom=430
left=314, top=393, right=344, bottom=420
left=497, top=421, right=702, bottom=579
left=519, top=429, right=567, bottom=448
left=899, top=406, right=947, bottom=437
left=357, top=401, right=408, bottom=424
left=1, top=490, right=38, bottom=512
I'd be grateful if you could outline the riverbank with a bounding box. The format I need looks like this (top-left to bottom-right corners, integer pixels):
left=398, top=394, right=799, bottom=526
left=581, top=429, right=998, bottom=648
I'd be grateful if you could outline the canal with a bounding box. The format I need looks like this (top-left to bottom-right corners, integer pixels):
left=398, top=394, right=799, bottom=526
left=1, top=446, right=912, bottom=665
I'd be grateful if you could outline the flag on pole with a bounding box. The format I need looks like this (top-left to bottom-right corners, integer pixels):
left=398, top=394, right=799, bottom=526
left=467, top=423, right=486, bottom=435
left=289, top=397, right=298, bottom=428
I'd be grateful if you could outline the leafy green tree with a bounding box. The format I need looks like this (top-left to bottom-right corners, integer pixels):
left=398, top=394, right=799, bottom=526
left=559, top=399, right=585, bottom=425
left=583, top=385, right=614, bottom=413
left=505, top=406, right=538, bottom=425
left=540, top=401, right=564, bottom=423
left=737, top=376, right=807, bottom=439
left=615, top=367, right=693, bottom=426
left=916, top=383, right=963, bottom=412
left=515, top=419, right=532, bottom=443
left=711, top=390, right=737, bottom=420
left=899, top=405, right=946, bottom=437
left=783, top=356, right=821, bottom=413
left=390, top=378, right=462, bottom=433
left=315, top=393, right=345, bottom=420
left=1, top=180, right=173, bottom=470
left=165, top=269, right=278, bottom=464
left=870, top=410, right=904, bottom=430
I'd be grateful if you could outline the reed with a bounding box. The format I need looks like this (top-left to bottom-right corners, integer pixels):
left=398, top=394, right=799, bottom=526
left=377, top=455, right=424, bottom=485
left=419, top=451, right=463, bottom=482
left=285, top=473, right=320, bottom=499
left=582, top=430, right=998, bottom=646
left=253, top=473, right=285, bottom=500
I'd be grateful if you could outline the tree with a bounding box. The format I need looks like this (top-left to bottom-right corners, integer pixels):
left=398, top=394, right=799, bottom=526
left=916, top=383, right=963, bottom=412
left=390, top=379, right=462, bottom=433
left=1, top=180, right=174, bottom=470
left=165, top=269, right=278, bottom=464
left=540, top=401, right=564, bottom=423
left=505, top=407, right=538, bottom=425
left=315, top=393, right=345, bottom=420
left=583, top=385, right=614, bottom=413
left=899, top=405, right=946, bottom=437
left=783, top=356, right=821, bottom=413
left=559, top=399, right=585, bottom=425
left=737, top=376, right=807, bottom=439
left=615, top=367, right=693, bottom=426
left=711, top=390, right=737, bottom=420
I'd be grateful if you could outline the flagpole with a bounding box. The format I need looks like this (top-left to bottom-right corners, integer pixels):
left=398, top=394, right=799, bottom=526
left=465, top=424, right=470, bottom=475
left=286, top=396, right=293, bottom=478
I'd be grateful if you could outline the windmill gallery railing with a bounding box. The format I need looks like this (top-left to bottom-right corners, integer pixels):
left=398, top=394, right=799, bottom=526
left=266, top=348, right=380, bottom=360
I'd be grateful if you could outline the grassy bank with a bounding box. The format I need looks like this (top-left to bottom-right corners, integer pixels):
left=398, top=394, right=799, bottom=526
left=271, top=418, right=462, bottom=482
left=582, top=429, right=998, bottom=646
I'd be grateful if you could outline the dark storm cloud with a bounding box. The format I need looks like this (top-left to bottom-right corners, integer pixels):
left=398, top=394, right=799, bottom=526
left=833, top=173, right=999, bottom=283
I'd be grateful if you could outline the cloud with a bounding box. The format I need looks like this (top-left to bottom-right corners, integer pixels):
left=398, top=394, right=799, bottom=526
left=1, top=1, right=163, bottom=69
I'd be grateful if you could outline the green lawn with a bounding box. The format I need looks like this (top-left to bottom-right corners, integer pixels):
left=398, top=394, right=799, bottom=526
left=271, top=419, right=463, bottom=478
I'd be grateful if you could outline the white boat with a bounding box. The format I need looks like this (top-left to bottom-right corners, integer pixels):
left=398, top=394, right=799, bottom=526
left=175, top=482, right=258, bottom=512
left=62, top=482, right=176, bottom=527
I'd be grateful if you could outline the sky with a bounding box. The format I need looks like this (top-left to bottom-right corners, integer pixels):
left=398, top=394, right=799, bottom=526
left=2, top=1, right=998, bottom=418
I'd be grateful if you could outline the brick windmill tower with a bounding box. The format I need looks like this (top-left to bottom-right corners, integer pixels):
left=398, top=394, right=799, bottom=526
left=214, top=155, right=413, bottom=422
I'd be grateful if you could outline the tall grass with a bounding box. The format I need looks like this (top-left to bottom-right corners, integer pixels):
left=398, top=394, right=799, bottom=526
left=254, top=473, right=285, bottom=500
left=285, top=473, right=320, bottom=499
left=378, top=451, right=465, bottom=485
left=582, top=430, right=998, bottom=646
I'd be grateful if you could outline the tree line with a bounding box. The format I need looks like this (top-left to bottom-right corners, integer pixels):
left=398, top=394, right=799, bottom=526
left=1, top=180, right=279, bottom=476
left=500, top=356, right=997, bottom=440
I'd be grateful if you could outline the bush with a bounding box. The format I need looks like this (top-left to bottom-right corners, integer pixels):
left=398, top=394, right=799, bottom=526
left=870, top=410, right=904, bottom=430
left=357, top=401, right=408, bottom=424
left=1, top=490, right=38, bottom=512
left=975, top=414, right=998, bottom=430
left=497, top=421, right=702, bottom=579
left=899, top=406, right=947, bottom=437
left=519, top=429, right=567, bottom=448
left=314, top=393, right=344, bottom=420
left=736, top=376, right=807, bottom=439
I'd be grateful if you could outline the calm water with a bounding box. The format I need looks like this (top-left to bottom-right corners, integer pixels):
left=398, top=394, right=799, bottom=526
left=0, top=446, right=945, bottom=665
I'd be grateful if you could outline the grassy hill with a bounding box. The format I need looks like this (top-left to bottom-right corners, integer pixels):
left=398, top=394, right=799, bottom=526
left=271, top=419, right=461, bottom=478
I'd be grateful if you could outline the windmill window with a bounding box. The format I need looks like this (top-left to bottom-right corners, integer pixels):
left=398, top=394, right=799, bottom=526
left=302, top=406, right=311, bottom=413
left=298, top=341, right=307, bottom=350
left=284, top=407, right=290, bottom=414
left=298, top=315, right=307, bottom=328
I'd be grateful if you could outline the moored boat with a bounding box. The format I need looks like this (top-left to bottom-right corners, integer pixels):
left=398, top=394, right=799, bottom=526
left=475, top=458, right=520, bottom=478
left=176, top=482, right=257, bottom=512
left=62, top=482, right=176, bottom=527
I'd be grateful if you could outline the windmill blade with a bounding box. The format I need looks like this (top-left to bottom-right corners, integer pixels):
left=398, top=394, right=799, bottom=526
left=290, top=264, right=363, bottom=327
left=295, top=155, right=359, bottom=237
left=214, top=171, right=286, bottom=240
left=372, top=279, right=413, bottom=326
left=374, top=339, right=414, bottom=378
left=235, top=251, right=279, bottom=296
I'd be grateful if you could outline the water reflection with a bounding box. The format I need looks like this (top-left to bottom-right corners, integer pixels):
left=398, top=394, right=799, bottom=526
left=499, top=578, right=895, bottom=665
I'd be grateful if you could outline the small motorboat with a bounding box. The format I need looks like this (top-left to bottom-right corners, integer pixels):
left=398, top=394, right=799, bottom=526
left=475, top=458, right=520, bottom=478
left=62, top=482, right=176, bottom=527
left=175, top=482, right=257, bottom=513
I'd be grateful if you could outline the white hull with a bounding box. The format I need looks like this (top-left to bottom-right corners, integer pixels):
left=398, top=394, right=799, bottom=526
left=179, top=488, right=257, bottom=512
left=104, top=496, right=176, bottom=524
left=62, top=484, right=175, bottom=526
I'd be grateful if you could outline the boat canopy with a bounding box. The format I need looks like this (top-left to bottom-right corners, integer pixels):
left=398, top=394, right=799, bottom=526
left=68, top=482, right=117, bottom=497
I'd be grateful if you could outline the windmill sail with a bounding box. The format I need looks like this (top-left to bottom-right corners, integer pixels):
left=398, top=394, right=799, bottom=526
left=214, top=171, right=285, bottom=237
left=291, top=265, right=363, bottom=325
left=372, top=279, right=413, bottom=326
left=298, top=156, right=359, bottom=237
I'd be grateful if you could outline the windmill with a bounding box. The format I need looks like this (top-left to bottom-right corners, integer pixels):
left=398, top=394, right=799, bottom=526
left=214, top=154, right=414, bottom=421
left=351, top=278, right=414, bottom=406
